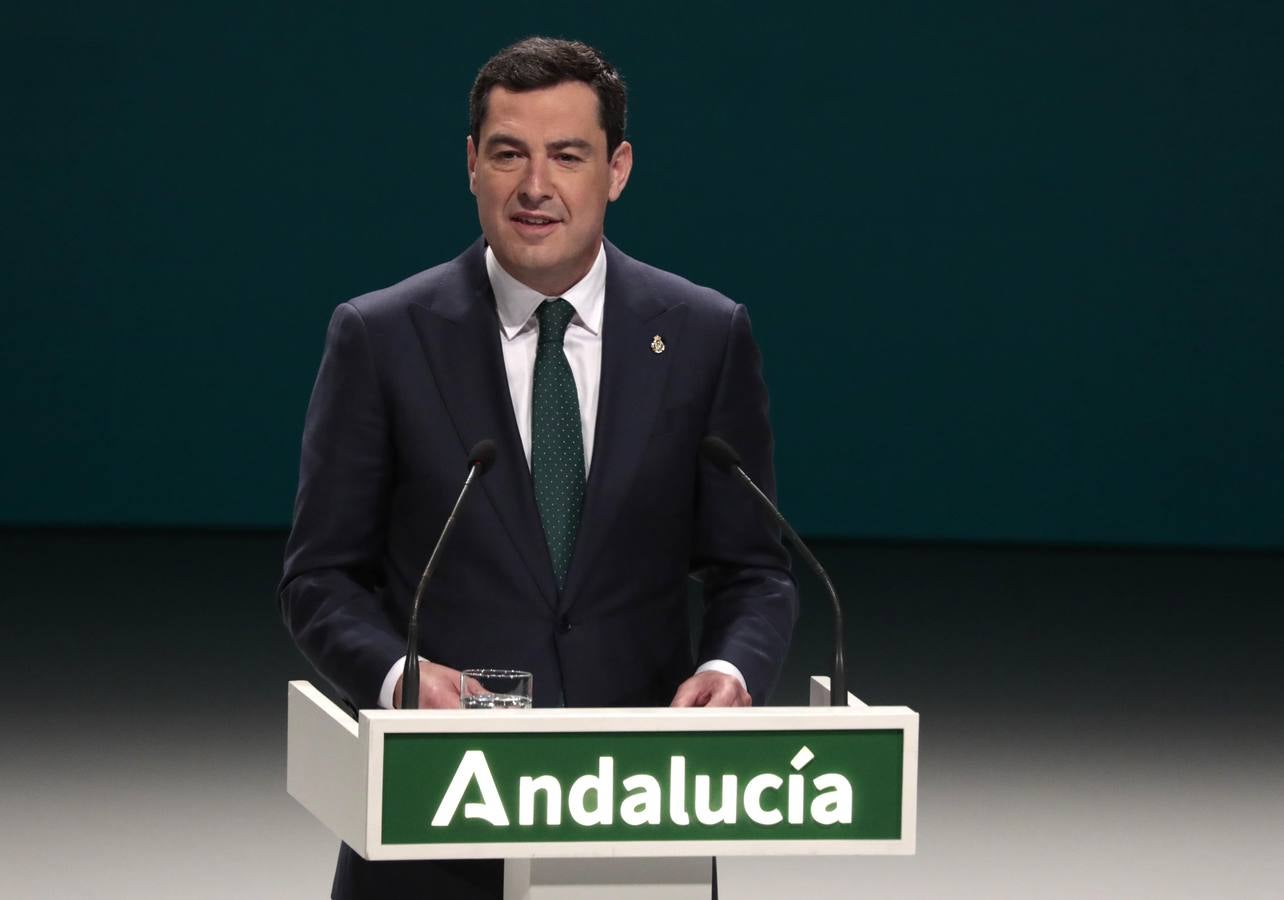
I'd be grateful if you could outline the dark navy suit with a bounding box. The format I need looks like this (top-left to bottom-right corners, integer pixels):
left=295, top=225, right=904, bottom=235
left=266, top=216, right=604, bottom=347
left=280, top=238, right=797, bottom=898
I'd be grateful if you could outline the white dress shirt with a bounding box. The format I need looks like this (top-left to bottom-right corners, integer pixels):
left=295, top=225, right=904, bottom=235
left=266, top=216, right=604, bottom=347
left=378, top=243, right=744, bottom=708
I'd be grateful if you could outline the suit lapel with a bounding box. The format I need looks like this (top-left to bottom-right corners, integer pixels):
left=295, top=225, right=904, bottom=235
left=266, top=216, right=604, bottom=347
left=409, top=240, right=559, bottom=611
left=562, top=242, right=689, bottom=608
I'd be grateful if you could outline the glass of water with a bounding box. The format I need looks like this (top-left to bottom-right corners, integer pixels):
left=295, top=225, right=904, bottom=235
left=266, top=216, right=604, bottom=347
left=460, top=669, right=533, bottom=709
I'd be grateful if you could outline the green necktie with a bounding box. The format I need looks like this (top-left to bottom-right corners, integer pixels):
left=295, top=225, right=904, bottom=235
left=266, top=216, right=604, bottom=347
left=531, top=299, right=585, bottom=589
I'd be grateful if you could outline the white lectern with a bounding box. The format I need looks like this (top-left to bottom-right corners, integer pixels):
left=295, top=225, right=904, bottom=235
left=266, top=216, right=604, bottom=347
left=287, top=677, right=917, bottom=899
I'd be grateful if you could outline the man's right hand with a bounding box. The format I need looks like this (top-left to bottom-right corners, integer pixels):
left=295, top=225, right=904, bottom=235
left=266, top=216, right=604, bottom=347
left=392, top=660, right=467, bottom=709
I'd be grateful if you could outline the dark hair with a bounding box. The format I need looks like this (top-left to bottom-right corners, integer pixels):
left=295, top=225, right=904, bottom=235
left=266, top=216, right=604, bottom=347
left=469, top=37, right=628, bottom=157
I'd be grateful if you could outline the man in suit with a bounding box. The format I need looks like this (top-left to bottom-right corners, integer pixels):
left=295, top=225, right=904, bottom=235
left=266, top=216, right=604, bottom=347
left=280, top=37, right=797, bottom=899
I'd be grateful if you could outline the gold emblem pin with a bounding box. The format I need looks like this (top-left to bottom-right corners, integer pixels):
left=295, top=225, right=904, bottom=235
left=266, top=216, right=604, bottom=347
left=651, top=335, right=666, bottom=354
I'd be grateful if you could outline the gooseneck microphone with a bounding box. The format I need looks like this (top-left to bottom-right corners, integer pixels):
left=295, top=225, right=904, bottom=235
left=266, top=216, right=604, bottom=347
left=400, top=439, right=497, bottom=710
left=700, top=436, right=849, bottom=707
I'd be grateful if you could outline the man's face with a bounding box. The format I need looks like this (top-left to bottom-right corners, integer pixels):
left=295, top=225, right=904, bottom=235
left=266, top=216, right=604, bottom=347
left=467, top=81, right=632, bottom=296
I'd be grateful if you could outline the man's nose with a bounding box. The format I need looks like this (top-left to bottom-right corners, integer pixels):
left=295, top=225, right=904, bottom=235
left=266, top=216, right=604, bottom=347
left=517, top=159, right=552, bottom=206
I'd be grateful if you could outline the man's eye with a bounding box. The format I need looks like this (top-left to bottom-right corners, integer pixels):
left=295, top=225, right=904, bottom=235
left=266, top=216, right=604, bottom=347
left=556, top=153, right=582, bottom=163
left=494, top=151, right=521, bottom=161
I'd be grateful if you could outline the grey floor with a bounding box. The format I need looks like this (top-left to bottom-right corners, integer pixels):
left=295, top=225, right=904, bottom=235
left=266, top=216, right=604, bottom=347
left=2, top=532, right=1280, bottom=898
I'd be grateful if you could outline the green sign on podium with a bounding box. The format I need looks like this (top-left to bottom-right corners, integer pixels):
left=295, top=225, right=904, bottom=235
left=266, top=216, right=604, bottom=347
left=383, top=728, right=903, bottom=845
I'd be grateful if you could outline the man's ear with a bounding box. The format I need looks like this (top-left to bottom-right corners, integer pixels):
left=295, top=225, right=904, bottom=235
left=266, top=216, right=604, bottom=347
left=607, top=140, right=633, bottom=202
left=466, top=135, right=478, bottom=196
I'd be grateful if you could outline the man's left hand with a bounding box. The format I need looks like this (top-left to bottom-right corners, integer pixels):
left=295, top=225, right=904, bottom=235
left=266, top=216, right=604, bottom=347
left=669, top=670, right=751, bottom=707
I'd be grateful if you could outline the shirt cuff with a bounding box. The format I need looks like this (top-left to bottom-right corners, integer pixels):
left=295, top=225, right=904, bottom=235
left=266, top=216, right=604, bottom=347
left=695, top=658, right=747, bottom=693
left=379, top=655, right=417, bottom=710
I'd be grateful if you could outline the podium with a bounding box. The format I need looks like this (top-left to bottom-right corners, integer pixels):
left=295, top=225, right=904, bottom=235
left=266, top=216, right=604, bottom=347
left=287, top=678, right=917, bottom=899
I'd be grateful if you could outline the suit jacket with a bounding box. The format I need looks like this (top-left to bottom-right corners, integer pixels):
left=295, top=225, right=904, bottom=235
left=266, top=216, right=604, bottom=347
left=279, top=238, right=797, bottom=713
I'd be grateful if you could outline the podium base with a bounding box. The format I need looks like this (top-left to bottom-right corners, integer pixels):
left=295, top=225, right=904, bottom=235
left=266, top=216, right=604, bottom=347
left=504, top=857, right=713, bottom=899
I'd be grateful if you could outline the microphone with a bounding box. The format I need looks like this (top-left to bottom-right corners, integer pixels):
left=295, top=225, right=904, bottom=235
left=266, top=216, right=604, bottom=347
left=400, top=439, right=497, bottom=710
left=700, top=436, right=849, bottom=707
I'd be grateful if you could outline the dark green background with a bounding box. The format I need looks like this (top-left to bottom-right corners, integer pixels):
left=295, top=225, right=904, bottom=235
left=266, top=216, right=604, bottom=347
left=5, top=3, right=1281, bottom=547
left=382, top=729, right=903, bottom=843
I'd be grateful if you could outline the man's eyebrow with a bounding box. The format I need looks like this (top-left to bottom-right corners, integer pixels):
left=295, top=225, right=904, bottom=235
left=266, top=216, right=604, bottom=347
left=547, top=138, right=594, bottom=154
left=483, top=133, right=529, bottom=151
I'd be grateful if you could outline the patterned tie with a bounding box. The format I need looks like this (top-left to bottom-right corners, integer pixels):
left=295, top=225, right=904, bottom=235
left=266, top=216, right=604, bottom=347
left=531, top=299, right=585, bottom=589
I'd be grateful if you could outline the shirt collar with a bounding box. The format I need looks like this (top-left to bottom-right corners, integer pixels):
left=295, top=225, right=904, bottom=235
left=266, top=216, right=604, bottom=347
left=486, top=242, right=607, bottom=340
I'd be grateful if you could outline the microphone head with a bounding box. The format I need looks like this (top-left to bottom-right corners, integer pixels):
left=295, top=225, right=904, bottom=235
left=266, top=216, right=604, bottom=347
left=699, top=435, right=742, bottom=472
left=467, top=439, right=497, bottom=474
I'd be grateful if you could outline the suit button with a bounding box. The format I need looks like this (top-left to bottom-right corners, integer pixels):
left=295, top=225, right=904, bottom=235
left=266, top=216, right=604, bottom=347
left=557, top=616, right=572, bottom=634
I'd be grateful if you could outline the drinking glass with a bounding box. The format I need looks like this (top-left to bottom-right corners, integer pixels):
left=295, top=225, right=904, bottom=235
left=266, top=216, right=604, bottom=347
left=460, top=669, right=533, bottom=709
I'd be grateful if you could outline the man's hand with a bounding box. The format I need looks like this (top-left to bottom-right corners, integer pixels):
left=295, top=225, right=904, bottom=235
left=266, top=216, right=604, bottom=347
left=670, top=670, right=751, bottom=708
left=392, top=660, right=467, bottom=709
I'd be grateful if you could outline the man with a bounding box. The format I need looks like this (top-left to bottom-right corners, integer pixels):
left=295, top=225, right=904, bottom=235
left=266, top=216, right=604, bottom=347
left=280, top=37, right=797, bottom=899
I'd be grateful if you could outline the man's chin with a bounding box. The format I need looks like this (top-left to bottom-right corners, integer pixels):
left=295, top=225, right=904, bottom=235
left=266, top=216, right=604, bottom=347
left=492, top=236, right=599, bottom=294
left=504, top=246, right=559, bottom=274
left=494, top=251, right=567, bottom=293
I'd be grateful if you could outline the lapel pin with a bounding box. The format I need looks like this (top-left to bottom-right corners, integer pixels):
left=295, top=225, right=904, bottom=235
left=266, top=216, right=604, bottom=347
left=651, top=335, right=666, bottom=354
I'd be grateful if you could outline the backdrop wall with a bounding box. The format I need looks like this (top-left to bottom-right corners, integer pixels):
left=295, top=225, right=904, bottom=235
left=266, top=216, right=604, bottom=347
left=4, top=3, right=1281, bottom=547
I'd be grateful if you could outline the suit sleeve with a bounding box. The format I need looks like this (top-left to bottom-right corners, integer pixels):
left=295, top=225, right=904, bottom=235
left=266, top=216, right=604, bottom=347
left=691, top=303, right=799, bottom=704
left=278, top=302, right=406, bottom=710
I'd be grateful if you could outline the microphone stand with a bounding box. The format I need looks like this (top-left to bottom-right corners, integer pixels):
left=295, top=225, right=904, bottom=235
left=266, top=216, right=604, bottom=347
left=725, top=467, right=848, bottom=707
left=400, top=443, right=494, bottom=709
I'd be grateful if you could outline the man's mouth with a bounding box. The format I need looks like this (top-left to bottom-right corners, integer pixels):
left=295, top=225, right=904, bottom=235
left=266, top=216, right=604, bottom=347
left=511, top=214, right=560, bottom=228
